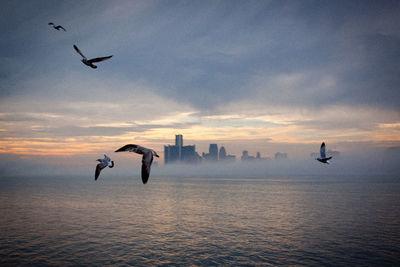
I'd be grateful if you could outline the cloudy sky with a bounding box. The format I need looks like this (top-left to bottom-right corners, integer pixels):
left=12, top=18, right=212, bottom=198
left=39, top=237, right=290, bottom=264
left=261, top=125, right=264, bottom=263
left=1, top=0, right=400, bottom=172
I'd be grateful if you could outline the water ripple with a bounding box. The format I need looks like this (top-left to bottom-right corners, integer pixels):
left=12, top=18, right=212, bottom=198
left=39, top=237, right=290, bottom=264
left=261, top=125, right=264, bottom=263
left=1, top=176, right=399, bottom=266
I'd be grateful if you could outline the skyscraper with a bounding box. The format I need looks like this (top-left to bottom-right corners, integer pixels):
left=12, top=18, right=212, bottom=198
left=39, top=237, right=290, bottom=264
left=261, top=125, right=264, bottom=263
left=209, top=144, right=218, bottom=161
left=164, top=135, right=200, bottom=164
left=219, top=146, right=227, bottom=160
left=241, top=150, right=255, bottom=161
left=218, top=146, right=236, bottom=162
left=176, top=134, right=183, bottom=160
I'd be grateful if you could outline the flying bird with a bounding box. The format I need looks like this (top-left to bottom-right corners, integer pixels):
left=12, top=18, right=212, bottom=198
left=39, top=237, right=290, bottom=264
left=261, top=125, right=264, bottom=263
left=316, top=142, right=332, bottom=164
left=95, top=154, right=114, bottom=180
left=73, top=45, right=113, bottom=69
left=115, top=144, right=159, bottom=184
left=48, top=22, right=66, bottom=31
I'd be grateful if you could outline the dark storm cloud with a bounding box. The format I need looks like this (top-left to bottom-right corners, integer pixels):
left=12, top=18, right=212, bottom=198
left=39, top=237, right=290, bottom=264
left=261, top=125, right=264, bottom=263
left=110, top=0, right=400, bottom=110
left=1, top=0, right=399, bottom=111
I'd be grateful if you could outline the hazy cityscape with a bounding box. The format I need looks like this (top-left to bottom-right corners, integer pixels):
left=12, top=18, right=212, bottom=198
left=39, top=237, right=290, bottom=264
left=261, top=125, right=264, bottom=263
left=162, top=134, right=344, bottom=169
left=164, top=134, right=291, bottom=164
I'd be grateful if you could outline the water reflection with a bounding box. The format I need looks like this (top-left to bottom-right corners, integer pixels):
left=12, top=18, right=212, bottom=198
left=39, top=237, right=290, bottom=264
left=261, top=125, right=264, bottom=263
left=0, top=176, right=399, bottom=265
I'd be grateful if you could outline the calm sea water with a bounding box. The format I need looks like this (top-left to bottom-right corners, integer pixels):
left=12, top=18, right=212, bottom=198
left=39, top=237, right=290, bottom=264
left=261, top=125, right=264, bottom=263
left=0, top=175, right=399, bottom=266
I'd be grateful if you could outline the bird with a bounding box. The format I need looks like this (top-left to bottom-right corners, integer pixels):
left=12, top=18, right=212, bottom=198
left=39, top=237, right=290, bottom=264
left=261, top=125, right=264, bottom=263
left=95, top=154, right=114, bottom=180
left=73, top=45, right=112, bottom=69
left=48, top=22, right=66, bottom=31
left=115, top=144, right=159, bottom=184
left=316, top=142, right=332, bottom=164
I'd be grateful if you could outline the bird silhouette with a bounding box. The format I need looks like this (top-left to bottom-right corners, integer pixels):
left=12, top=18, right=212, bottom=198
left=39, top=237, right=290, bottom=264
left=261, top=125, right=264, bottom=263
left=73, top=45, right=112, bottom=69
left=115, top=144, right=159, bottom=184
left=48, top=22, right=66, bottom=31
left=316, top=142, right=332, bottom=164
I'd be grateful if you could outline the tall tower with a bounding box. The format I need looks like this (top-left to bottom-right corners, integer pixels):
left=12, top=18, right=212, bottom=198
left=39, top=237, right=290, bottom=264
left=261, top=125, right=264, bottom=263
left=209, top=144, right=218, bottom=161
left=241, top=150, right=249, bottom=161
left=175, top=134, right=183, bottom=160
left=219, top=146, right=227, bottom=160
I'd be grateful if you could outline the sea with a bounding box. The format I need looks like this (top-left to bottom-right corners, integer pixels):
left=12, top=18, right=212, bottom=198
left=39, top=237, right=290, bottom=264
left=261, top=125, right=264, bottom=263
left=0, top=175, right=399, bottom=266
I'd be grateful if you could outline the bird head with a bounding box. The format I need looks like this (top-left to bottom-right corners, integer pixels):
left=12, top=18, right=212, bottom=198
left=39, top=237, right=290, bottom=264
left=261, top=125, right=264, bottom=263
left=152, top=151, right=159, bottom=158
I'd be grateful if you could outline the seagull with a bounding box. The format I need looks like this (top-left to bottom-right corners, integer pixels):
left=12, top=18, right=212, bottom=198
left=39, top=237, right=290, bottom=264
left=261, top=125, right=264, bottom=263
left=115, top=144, right=159, bottom=184
left=48, top=22, right=66, bottom=31
left=95, top=154, right=114, bottom=180
left=316, top=142, right=332, bottom=164
left=73, top=45, right=113, bottom=69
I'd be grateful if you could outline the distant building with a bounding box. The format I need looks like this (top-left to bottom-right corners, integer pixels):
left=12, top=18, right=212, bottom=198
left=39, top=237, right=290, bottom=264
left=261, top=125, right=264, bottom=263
left=275, top=152, right=288, bottom=160
left=219, top=146, right=227, bottom=160
left=219, top=146, right=236, bottom=162
left=241, top=150, right=255, bottom=161
left=181, top=145, right=200, bottom=163
left=255, top=152, right=270, bottom=161
left=164, top=144, right=179, bottom=163
left=209, top=144, right=218, bottom=161
left=164, top=135, right=200, bottom=164
left=176, top=134, right=183, bottom=160
left=225, top=155, right=236, bottom=161
left=203, top=144, right=218, bottom=161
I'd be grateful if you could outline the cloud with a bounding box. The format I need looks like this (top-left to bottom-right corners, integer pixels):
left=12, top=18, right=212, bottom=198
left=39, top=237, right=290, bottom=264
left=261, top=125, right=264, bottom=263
left=0, top=0, right=400, bottom=162
left=2, top=1, right=400, bottom=109
left=27, top=122, right=200, bottom=138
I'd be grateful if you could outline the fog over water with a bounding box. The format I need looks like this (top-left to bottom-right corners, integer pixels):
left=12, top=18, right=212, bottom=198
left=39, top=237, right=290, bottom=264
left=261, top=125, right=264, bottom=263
left=1, top=147, right=399, bottom=178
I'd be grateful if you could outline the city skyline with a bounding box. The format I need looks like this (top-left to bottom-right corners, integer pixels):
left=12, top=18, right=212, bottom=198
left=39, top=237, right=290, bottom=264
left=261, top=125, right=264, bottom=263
left=164, top=134, right=291, bottom=164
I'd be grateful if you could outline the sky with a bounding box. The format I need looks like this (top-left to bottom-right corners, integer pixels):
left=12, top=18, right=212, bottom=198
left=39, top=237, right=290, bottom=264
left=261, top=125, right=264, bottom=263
left=0, top=0, right=400, bottom=175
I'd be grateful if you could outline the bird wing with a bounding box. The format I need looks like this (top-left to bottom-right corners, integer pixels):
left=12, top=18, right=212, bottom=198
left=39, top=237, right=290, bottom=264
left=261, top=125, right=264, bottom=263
left=141, top=151, right=153, bottom=184
left=73, top=45, right=86, bottom=59
left=88, top=55, right=113, bottom=63
left=95, top=162, right=107, bottom=180
left=115, top=144, right=140, bottom=153
left=320, top=142, right=326, bottom=158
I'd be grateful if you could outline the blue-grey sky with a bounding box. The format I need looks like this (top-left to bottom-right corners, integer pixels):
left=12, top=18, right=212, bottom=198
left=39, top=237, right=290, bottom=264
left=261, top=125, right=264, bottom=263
left=0, top=0, right=400, bottom=171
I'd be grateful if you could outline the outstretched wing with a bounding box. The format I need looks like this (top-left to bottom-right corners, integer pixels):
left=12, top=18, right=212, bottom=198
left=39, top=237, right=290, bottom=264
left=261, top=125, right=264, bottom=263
left=141, top=151, right=153, bottom=184
left=95, top=162, right=107, bottom=180
left=88, top=55, right=113, bottom=63
left=115, top=144, right=139, bottom=152
left=320, top=142, right=326, bottom=159
left=57, top=26, right=66, bottom=31
left=73, top=45, right=86, bottom=59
